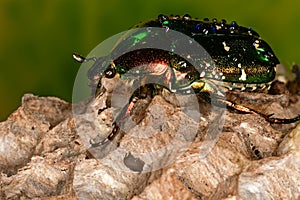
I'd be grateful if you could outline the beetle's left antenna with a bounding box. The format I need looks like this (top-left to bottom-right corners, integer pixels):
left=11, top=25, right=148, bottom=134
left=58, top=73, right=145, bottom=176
left=73, top=52, right=97, bottom=63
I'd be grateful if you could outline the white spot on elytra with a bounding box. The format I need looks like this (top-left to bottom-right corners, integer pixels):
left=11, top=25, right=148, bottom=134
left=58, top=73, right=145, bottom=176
left=238, top=63, right=242, bottom=68
left=254, top=40, right=260, bottom=49
left=239, top=69, right=247, bottom=81
left=180, top=62, right=187, bottom=68
left=222, top=41, right=230, bottom=51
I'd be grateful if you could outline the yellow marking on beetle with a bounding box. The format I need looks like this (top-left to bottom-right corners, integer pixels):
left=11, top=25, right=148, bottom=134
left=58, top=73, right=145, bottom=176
left=191, top=81, right=205, bottom=90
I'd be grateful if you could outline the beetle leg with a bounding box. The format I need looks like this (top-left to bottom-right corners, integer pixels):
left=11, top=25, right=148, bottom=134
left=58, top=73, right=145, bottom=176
left=262, top=113, right=300, bottom=124
left=90, top=99, right=136, bottom=147
left=206, top=91, right=300, bottom=124
left=96, top=84, right=163, bottom=146
left=90, top=88, right=146, bottom=147
left=193, top=78, right=300, bottom=124
left=211, top=96, right=300, bottom=124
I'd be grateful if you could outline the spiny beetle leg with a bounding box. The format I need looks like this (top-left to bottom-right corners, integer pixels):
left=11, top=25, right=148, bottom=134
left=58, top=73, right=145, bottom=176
left=89, top=96, right=139, bottom=147
left=213, top=97, right=300, bottom=124
left=262, top=114, right=300, bottom=124
left=98, top=86, right=154, bottom=145
left=199, top=82, right=300, bottom=124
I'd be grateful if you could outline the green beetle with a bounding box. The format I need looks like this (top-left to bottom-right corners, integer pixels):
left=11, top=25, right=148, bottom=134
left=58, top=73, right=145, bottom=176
left=73, top=14, right=300, bottom=146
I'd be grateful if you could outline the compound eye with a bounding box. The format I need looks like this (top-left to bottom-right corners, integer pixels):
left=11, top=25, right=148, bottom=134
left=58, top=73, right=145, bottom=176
left=104, top=65, right=116, bottom=78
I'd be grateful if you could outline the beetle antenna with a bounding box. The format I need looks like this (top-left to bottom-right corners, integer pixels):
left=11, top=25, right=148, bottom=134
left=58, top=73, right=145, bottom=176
left=73, top=52, right=97, bottom=63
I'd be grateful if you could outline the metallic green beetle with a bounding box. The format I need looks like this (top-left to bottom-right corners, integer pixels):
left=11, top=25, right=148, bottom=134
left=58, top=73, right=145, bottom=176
left=74, top=14, right=300, bottom=146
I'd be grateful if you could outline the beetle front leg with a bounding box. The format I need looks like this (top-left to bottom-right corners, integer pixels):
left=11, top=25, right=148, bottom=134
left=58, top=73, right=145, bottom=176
left=90, top=85, right=153, bottom=147
left=90, top=98, right=138, bottom=147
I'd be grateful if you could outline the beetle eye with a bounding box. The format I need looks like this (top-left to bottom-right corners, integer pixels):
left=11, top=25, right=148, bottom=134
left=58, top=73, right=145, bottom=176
left=104, top=65, right=116, bottom=78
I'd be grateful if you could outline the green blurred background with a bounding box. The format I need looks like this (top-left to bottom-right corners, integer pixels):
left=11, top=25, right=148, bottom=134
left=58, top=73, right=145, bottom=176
left=1, top=0, right=299, bottom=121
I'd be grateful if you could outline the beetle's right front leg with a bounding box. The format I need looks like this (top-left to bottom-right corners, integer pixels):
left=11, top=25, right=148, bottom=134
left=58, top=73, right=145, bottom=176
left=94, top=96, right=139, bottom=146
left=90, top=84, right=154, bottom=147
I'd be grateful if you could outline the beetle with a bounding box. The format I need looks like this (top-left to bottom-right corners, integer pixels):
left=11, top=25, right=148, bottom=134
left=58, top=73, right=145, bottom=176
left=73, top=14, right=300, bottom=146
